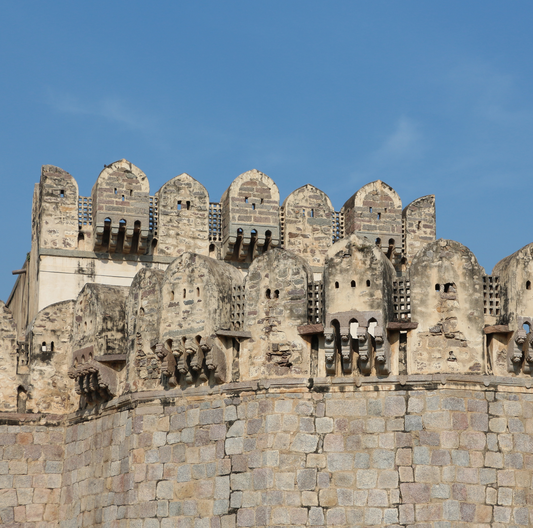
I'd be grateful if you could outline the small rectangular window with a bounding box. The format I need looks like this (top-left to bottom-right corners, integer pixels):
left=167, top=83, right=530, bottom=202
left=60, top=190, right=65, bottom=198
left=177, top=201, right=182, bottom=210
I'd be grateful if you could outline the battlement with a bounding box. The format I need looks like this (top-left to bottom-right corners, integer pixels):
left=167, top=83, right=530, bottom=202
left=1, top=161, right=533, bottom=527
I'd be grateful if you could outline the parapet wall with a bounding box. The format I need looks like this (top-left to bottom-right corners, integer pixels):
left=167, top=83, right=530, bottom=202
left=1, top=382, right=533, bottom=527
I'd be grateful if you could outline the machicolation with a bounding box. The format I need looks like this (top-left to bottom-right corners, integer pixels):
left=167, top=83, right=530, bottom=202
left=1, top=159, right=533, bottom=527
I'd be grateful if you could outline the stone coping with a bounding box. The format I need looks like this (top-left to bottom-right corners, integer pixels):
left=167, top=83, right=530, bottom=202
left=39, top=247, right=176, bottom=264
left=2, top=373, right=533, bottom=425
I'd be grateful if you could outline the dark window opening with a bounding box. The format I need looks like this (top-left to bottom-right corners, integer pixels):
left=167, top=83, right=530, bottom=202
left=131, top=221, right=141, bottom=253
left=351, top=280, right=356, bottom=288
left=335, top=281, right=339, bottom=289
left=196, top=287, right=200, bottom=297
left=375, top=238, right=381, bottom=245
left=435, top=284, right=440, bottom=291
left=116, top=219, right=127, bottom=253
left=177, top=201, right=182, bottom=210
left=183, top=289, right=187, bottom=299
left=527, top=281, right=531, bottom=290
left=389, top=238, right=395, bottom=246
left=50, top=342, right=54, bottom=352
left=377, top=212, right=381, bottom=220
left=311, top=209, right=314, bottom=217
left=139, top=307, right=145, bottom=317
left=170, top=290, right=174, bottom=301
left=130, top=190, right=133, bottom=196
left=444, top=283, right=455, bottom=293
left=366, top=280, right=371, bottom=287
left=274, top=290, right=280, bottom=299
left=102, top=218, right=112, bottom=249
left=122, top=195, right=125, bottom=202
left=245, top=197, right=248, bottom=203
left=252, top=203, right=256, bottom=210
left=266, top=289, right=271, bottom=299
left=17, top=386, right=27, bottom=413
left=209, top=243, right=215, bottom=254
left=369, top=207, right=372, bottom=213
left=186, top=201, right=191, bottom=210
left=60, top=190, right=65, bottom=198
left=114, top=188, right=118, bottom=195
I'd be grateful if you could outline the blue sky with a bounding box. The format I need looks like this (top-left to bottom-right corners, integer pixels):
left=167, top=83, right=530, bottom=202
left=1, top=1, right=532, bottom=301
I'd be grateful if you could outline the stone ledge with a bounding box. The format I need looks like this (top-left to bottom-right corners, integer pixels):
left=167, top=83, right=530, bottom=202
left=387, top=321, right=419, bottom=330
left=39, top=248, right=176, bottom=264
left=297, top=323, right=324, bottom=335
left=483, top=324, right=511, bottom=334
left=216, top=329, right=252, bottom=338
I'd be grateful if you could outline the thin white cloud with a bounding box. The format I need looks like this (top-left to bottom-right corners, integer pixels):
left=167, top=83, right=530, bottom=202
left=372, top=116, right=423, bottom=163
left=348, top=116, right=424, bottom=185
left=445, top=59, right=532, bottom=125
left=45, top=90, right=159, bottom=132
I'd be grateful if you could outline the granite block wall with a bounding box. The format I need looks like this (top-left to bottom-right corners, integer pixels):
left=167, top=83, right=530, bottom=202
left=1, top=386, right=533, bottom=527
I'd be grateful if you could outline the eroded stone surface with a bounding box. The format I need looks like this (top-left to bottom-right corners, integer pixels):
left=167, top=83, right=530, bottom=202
left=2, top=161, right=533, bottom=527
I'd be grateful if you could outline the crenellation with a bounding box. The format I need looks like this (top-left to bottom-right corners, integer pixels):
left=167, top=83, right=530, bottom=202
left=2, top=159, right=533, bottom=527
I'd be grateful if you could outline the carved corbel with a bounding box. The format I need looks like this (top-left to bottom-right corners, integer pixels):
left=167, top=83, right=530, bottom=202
left=108, top=227, right=119, bottom=253
left=239, top=234, right=251, bottom=261
left=373, top=326, right=390, bottom=374
left=94, top=225, right=104, bottom=249
left=357, top=327, right=371, bottom=375
left=123, top=227, right=134, bottom=254
left=508, top=329, right=527, bottom=372
left=137, top=229, right=150, bottom=254
left=522, top=334, right=533, bottom=374
left=324, top=330, right=336, bottom=375
left=155, top=342, right=166, bottom=360
left=190, top=341, right=205, bottom=372
left=204, top=338, right=227, bottom=383
left=340, top=327, right=352, bottom=373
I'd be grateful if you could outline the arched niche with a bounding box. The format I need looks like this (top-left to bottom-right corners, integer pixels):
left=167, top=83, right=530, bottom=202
left=38, top=165, right=79, bottom=250
left=155, top=173, right=210, bottom=257
left=91, top=159, right=150, bottom=254
left=342, top=180, right=403, bottom=270
left=324, top=233, right=395, bottom=318
left=409, top=239, right=485, bottom=375
left=281, top=184, right=334, bottom=268
left=241, top=248, right=312, bottom=379
left=402, top=194, right=436, bottom=266
left=27, top=300, right=76, bottom=414
left=125, top=268, right=165, bottom=392
left=220, top=169, right=280, bottom=260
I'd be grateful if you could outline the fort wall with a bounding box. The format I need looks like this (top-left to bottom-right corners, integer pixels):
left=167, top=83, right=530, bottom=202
left=1, top=384, right=532, bottom=527
left=2, top=160, right=533, bottom=527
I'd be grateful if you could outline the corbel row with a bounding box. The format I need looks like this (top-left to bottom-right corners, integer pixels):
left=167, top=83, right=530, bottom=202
left=324, top=311, right=390, bottom=376
left=508, top=317, right=533, bottom=374
left=156, top=335, right=227, bottom=387
left=223, top=226, right=279, bottom=261
left=68, top=346, right=118, bottom=403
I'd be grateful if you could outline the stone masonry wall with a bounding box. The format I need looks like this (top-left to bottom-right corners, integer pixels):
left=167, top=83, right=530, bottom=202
left=0, top=419, right=65, bottom=526
left=2, top=385, right=533, bottom=527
